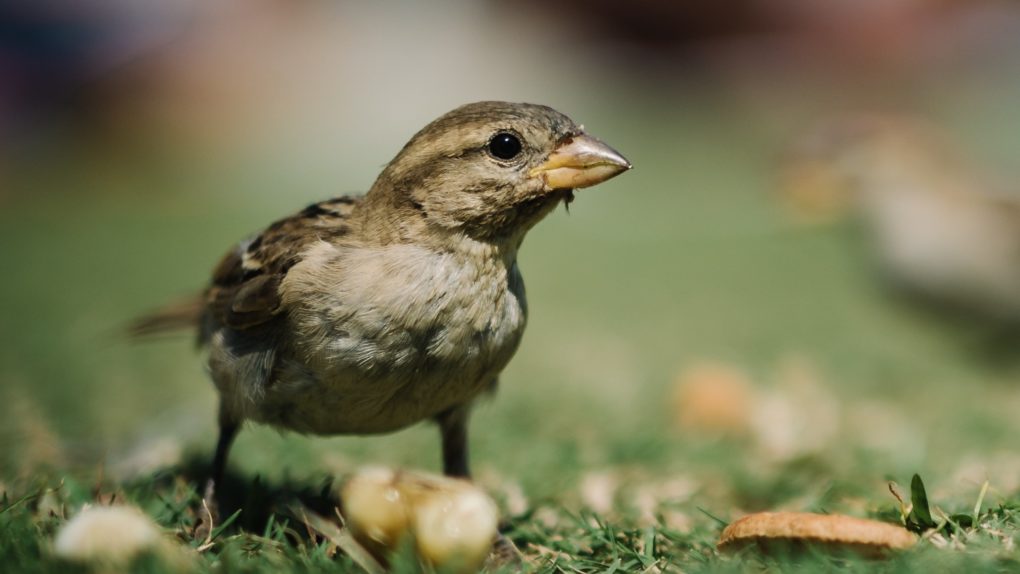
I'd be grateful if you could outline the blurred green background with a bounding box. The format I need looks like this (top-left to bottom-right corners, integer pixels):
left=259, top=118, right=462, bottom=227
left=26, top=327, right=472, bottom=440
left=4, top=0, right=1020, bottom=540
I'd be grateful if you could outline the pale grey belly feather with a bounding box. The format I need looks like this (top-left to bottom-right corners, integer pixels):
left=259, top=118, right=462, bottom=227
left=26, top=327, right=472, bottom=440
left=240, top=245, right=529, bottom=435
left=254, top=343, right=513, bottom=435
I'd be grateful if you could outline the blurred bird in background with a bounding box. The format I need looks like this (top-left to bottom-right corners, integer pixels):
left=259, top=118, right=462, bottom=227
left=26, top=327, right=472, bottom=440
left=780, top=116, right=1020, bottom=338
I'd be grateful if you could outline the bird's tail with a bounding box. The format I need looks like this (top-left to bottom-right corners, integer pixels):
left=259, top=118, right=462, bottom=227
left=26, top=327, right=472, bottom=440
left=127, top=296, right=205, bottom=339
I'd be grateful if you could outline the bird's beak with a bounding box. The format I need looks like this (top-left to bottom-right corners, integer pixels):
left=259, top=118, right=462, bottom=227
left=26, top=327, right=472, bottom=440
left=530, top=134, right=632, bottom=190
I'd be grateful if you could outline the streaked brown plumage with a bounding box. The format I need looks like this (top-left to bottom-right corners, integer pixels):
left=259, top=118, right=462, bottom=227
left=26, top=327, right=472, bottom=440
left=133, top=101, right=631, bottom=507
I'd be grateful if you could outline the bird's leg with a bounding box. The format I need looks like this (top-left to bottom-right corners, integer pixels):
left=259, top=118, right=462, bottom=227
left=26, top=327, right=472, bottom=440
left=201, top=404, right=239, bottom=527
left=435, top=404, right=471, bottom=478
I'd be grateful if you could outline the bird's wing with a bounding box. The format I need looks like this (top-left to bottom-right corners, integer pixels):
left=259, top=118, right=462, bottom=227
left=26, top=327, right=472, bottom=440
left=204, top=196, right=359, bottom=333
left=129, top=196, right=358, bottom=340
left=199, top=196, right=359, bottom=398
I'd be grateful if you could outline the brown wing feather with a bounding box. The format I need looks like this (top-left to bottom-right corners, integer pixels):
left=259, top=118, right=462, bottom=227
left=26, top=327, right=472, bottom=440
left=130, top=196, right=358, bottom=339
left=204, top=196, right=358, bottom=332
left=126, top=297, right=205, bottom=338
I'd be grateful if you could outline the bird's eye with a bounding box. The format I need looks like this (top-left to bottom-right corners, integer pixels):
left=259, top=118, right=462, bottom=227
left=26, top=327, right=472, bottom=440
left=488, top=132, right=522, bottom=160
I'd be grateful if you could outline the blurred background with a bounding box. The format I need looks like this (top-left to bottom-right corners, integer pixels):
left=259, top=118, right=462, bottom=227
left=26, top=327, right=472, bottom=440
left=4, top=0, right=1020, bottom=515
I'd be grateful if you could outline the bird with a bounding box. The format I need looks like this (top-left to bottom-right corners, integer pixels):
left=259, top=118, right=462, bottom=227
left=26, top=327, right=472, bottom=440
left=779, top=115, right=1020, bottom=324
left=131, top=101, right=631, bottom=510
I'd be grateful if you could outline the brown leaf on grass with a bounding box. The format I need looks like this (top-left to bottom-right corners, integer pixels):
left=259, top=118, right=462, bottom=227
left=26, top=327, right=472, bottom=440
left=718, top=512, right=917, bottom=557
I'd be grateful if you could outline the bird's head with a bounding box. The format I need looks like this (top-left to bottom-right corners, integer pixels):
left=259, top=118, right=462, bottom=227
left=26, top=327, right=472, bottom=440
left=368, top=101, right=631, bottom=244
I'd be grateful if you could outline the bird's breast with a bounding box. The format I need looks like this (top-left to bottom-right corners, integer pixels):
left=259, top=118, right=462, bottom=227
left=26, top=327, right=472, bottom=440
left=265, top=241, right=528, bottom=434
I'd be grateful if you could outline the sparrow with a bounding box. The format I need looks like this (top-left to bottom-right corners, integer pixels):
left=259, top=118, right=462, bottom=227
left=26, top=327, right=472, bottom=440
left=132, top=101, right=631, bottom=504
left=780, top=115, right=1020, bottom=322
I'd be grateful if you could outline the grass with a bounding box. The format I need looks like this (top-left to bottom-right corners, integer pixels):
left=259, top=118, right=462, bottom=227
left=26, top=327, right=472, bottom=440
left=3, top=89, right=1020, bottom=572
left=4, top=468, right=1020, bottom=572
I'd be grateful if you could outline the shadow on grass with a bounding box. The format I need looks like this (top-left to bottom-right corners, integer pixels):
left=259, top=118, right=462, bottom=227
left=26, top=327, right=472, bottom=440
left=176, top=453, right=341, bottom=535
